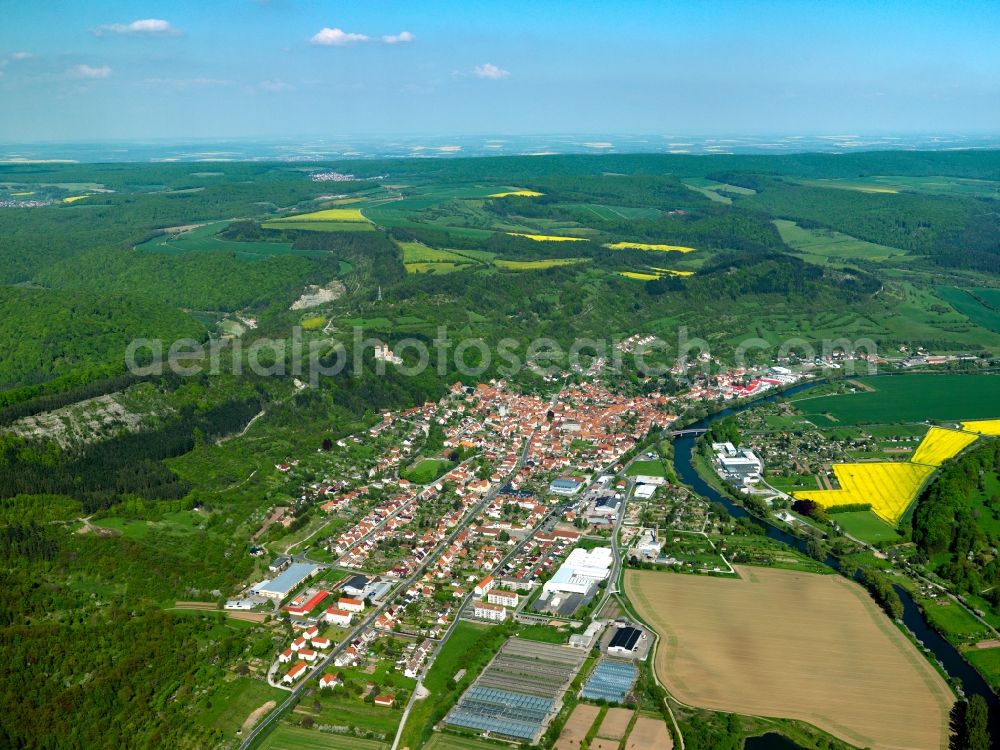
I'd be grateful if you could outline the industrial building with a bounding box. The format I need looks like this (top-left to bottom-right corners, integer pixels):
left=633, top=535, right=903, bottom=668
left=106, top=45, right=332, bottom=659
left=608, top=626, right=644, bottom=655
left=549, top=477, right=585, bottom=496
left=253, top=563, right=320, bottom=601
left=543, top=546, right=613, bottom=595
left=712, top=442, right=763, bottom=481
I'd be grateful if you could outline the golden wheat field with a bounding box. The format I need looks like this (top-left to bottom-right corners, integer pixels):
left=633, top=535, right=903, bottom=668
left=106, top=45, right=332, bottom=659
left=909, top=426, right=978, bottom=465
left=795, top=461, right=934, bottom=523
left=626, top=568, right=953, bottom=750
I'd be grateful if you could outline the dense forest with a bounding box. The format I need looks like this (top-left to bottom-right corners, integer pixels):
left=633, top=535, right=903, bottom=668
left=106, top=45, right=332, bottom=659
left=912, top=440, right=1000, bottom=600
left=1, top=151, right=999, bottom=748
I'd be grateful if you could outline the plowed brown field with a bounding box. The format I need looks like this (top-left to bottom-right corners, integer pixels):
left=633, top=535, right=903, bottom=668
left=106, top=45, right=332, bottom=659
left=625, top=567, right=953, bottom=750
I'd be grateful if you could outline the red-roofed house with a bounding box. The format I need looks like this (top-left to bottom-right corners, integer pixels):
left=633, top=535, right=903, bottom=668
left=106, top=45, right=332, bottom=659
left=319, top=673, right=341, bottom=689
left=283, top=661, right=308, bottom=684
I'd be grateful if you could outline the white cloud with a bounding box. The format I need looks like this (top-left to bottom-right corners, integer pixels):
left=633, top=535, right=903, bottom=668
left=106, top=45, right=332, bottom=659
left=9, top=51, right=33, bottom=60
left=473, top=63, right=509, bottom=80
left=310, top=27, right=369, bottom=46
left=69, top=64, right=112, bottom=79
left=94, top=19, right=178, bottom=37
left=382, top=31, right=415, bottom=44
left=260, top=78, right=294, bottom=92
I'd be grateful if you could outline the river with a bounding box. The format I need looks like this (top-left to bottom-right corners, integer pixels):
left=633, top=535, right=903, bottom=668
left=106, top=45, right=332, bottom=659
left=669, top=381, right=1000, bottom=737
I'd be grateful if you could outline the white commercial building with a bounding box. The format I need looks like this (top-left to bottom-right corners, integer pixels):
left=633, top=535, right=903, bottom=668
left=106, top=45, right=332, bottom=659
left=543, top=546, right=613, bottom=596
left=712, top=442, right=763, bottom=479
left=473, top=602, right=508, bottom=622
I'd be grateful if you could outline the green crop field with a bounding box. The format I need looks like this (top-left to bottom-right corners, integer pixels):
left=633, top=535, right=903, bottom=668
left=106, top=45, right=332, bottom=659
left=571, top=203, right=662, bottom=220
left=792, top=374, right=1000, bottom=424
left=833, top=510, right=901, bottom=544
left=403, top=458, right=456, bottom=484
left=801, top=175, right=1000, bottom=199
left=936, top=287, right=1000, bottom=333
left=626, top=459, right=669, bottom=477
left=964, top=648, right=1000, bottom=691
left=259, top=724, right=387, bottom=750
left=261, top=221, right=375, bottom=233
left=919, top=598, right=990, bottom=642
left=495, top=258, right=588, bottom=270
left=135, top=221, right=335, bottom=258
left=969, top=287, right=1000, bottom=309
left=774, top=219, right=909, bottom=264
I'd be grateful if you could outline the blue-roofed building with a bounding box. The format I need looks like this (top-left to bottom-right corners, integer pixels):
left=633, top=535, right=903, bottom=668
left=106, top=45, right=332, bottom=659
left=253, top=563, right=320, bottom=600
left=549, top=477, right=584, bottom=496
left=580, top=659, right=638, bottom=704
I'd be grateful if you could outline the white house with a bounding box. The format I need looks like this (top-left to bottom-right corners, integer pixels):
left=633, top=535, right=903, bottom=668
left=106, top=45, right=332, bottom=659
left=325, top=606, right=354, bottom=627
left=486, top=589, right=519, bottom=608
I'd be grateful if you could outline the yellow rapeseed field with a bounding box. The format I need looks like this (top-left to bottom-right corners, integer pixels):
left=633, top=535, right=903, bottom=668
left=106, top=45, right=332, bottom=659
left=489, top=190, right=544, bottom=198
left=507, top=232, right=587, bottom=242
left=649, top=267, right=695, bottom=277
left=619, top=271, right=661, bottom=280
left=300, top=316, right=326, bottom=331
left=273, top=208, right=369, bottom=222
left=909, top=426, right=978, bottom=466
left=795, top=462, right=934, bottom=524
left=496, top=258, right=587, bottom=270
left=961, top=419, right=1000, bottom=435
left=62, top=195, right=91, bottom=203
left=605, top=242, right=697, bottom=252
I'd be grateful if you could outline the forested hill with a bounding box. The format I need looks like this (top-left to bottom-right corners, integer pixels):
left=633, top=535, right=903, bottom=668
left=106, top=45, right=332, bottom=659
left=913, top=439, right=1000, bottom=600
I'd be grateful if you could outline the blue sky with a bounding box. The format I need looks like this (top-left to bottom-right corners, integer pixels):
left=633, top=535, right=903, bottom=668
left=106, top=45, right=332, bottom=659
left=1, top=0, right=998, bottom=141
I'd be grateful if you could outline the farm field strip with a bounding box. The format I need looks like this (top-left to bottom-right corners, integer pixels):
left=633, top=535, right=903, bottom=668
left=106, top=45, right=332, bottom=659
left=488, top=189, right=544, bottom=198
left=626, top=568, right=953, bottom=750
left=792, top=375, right=1000, bottom=424
left=553, top=703, right=600, bottom=750
left=962, top=419, right=1000, bottom=435
left=595, top=707, right=634, bottom=739
left=625, top=716, right=673, bottom=750
left=795, top=422, right=984, bottom=522
left=495, top=258, right=588, bottom=270
left=909, top=426, right=978, bottom=465
left=506, top=232, right=588, bottom=242
left=795, top=461, right=934, bottom=523
left=604, top=241, right=696, bottom=252
left=270, top=208, right=370, bottom=223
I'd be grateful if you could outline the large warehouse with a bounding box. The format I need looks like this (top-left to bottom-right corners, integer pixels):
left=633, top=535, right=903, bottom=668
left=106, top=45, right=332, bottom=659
left=543, top=547, right=613, bottom=595
left=253, top=563, right=320, bottom=601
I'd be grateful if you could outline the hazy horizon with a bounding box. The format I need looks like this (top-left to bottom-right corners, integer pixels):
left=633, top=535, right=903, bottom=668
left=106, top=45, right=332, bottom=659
left=2, top=0, right=999, bottom=143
